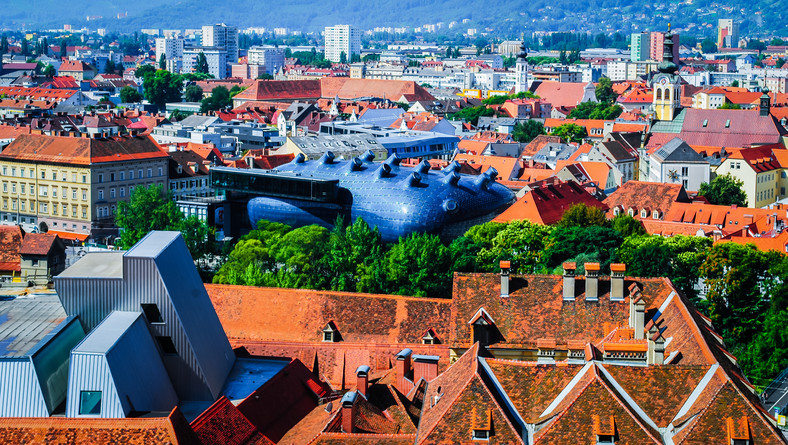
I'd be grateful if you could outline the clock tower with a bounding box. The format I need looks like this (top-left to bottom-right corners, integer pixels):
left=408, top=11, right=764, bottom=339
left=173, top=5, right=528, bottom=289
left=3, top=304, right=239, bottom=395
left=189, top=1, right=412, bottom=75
left=515, top=41, right=529, bottom=94
left=651, top=26, right=681, bottom=121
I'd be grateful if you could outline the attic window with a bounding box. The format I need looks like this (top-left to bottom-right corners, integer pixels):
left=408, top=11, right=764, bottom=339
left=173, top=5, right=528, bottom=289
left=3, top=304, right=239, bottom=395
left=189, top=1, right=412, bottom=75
left=141, top=304, right=164, bottom=323
left=613, top=207, right=620, bottom=216
left=653, top=210, right=661, bottom=219
left=702, top=119, right=708, bottom=127
left=640, top=209, right=648, bottom=218
left=471, top=407, right=492, bottom=441
left=593, top=415, right=616, bottom=445
left=422, top=329, right=439, bottom=345
left=725, top=119, right=731, bottom=128
left=627, top=208, right=635, bottom=217
left=322, top=321, right=339, bottom=342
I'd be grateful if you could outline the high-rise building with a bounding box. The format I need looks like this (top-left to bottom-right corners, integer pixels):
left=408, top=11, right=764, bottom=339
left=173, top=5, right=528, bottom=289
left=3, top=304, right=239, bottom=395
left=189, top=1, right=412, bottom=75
left=717, top=19, right=739, bottom=49
left=649, top=32, right=679, bottom=65
left=630, top=32, right=649, bottom=62
left=324, top=25, right=361, bottom=63
left=247, top=46, right=285, bottom=75
left=201, top=24, right=238, bottom=77
left=155, top=37, right=184, bottom=72
left=183, top=48, right=228, bottom=79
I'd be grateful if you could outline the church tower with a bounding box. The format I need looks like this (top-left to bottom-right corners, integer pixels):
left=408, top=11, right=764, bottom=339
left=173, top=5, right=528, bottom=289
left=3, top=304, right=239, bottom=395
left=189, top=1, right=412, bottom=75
left=515, top=41, right=529, bottom=94
left=652, top=26, right=681, bottom=121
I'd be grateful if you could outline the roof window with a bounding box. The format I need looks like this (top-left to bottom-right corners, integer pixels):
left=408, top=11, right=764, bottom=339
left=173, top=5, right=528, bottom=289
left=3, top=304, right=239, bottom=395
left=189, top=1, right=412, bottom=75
left=702, top=119, right=708, bottom=127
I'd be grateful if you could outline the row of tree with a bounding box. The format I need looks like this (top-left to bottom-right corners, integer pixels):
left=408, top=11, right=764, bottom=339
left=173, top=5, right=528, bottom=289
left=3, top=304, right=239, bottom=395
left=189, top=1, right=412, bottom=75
left=212, top=203, right=788, bottom=388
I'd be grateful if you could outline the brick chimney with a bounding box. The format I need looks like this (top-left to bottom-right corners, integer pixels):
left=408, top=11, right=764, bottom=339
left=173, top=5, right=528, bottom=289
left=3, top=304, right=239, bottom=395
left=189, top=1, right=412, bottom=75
left=563, top=262, right=576, bottom=300
left=395, top=348, right=412, bottom=393
left=500, top=260, right=510, bottom=298
left=610, top=263, right=626, bottom=302
left=413, top=355, right=439, bottom=384
left=648, top=326, right=665, bottom=365
left=629, top=283, right=645, bottom=340
left=585, top=263, right=600, bottom=301
left=341, top=391, right=358, bottom=433
left=356, top=365, right=370, bottom=397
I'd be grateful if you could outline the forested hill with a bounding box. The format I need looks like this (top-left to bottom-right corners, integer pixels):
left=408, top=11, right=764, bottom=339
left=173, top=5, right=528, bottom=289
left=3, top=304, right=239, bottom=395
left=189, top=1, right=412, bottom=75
left=3, top=0, right=787, bottom=38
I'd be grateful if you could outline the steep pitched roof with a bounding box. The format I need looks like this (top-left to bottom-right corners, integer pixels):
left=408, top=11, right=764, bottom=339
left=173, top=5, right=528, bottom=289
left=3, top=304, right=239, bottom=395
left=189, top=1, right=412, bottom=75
left=602, top=181, right=690, bottom=217
left=520, top=135, right=564, bottom=159
left=675, top=108, right=787, bottom=148
left=493, top=181, right=607, bottom=225
left=0, top=225, right=23, bottom=272
left=533, top=81, right=591, bottom=108
left=191, top=396, right=273, bottom=445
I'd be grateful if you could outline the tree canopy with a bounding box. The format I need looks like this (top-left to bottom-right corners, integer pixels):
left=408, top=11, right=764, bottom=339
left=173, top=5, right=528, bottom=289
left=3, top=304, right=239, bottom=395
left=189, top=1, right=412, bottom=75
left=568, top=101, right=623, bottom=120
left=183, top=84, right=204, bottom=102
left=698, top=174, right=748, bottom=207
left=200, top=86, right=232, bottom=113
left=195, top=51, right=210, bottom=74
left=595, top=77, right=618, bottom=104
left=551, top=123, right=587, bottom=143
left=511, top=120, right=545, bottom=143
left=142, top=69, right=184, bottom=107
left=119, top=86, right=142, bottom=103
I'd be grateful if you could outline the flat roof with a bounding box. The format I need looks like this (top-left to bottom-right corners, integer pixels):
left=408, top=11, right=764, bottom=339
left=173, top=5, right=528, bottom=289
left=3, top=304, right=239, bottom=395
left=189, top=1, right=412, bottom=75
left=221, top=358, right=290, bottom=403
left=0, top=295, right=67, bottom=358
left=57, top=251, right=124, bottom=278
left=72, top=311, right=140, bottom=354
left=124, top=231, right=180, bottom=259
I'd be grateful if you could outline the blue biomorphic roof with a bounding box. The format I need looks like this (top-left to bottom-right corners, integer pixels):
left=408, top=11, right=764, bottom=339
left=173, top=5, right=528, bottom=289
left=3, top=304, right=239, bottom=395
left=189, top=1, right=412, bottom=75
left=246, top=151, right=515, bottom=242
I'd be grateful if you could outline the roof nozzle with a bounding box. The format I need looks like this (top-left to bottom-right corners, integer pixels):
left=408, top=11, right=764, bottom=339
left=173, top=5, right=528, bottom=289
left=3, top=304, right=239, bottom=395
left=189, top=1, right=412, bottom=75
left=319, top=151, right=335, bottom=165
left=385, top=153, right=402, bottom=166
left=361, top=150, right=375, bottom=162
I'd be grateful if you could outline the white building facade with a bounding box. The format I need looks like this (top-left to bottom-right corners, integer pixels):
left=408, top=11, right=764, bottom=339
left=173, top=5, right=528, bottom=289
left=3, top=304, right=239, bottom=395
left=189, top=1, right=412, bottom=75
left=324, top=25, right=361, bottom=63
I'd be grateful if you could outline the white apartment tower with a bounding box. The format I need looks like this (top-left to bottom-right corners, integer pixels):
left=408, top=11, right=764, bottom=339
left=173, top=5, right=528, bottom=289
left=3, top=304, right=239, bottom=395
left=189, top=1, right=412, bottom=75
left=155, top=37, right=184, bottom=72
left=324, top=25, right=361, bottom=63
left=202, top=24, right=239, bottom=62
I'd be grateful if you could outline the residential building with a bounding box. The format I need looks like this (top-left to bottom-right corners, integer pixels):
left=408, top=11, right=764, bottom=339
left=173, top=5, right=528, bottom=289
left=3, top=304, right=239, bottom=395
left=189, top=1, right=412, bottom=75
left=58, top=60, right=97, bottom=81
left=718, top=19, right=740, bottom=49
left=247, top=46, right=285, bottom=75
left=182, top=48, right=228, bottom=79
left=715, top=145, right=788, bottom=207
left=630, top=32, right=649, bottom=61
left=0, top=134, right=169, bottom=238
left=493, top=181, right=607, bottom=224
left=19, top=233, right=66, bottom=285
left=155, top=37, right=185, bottom=72
left=201, top=23, right=238, bottom=64
left=648, top=137, right=710, bottom=191
left=649, top=31, right=680, bottom=65
left=324, top=24, right=361, bottom=63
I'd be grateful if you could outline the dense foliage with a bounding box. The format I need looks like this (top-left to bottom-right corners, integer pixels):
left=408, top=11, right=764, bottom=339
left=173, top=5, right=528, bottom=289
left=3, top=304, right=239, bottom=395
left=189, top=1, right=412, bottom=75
left=567, top=102, right=623, bottom=120
left=511, top=120, right=545, bottom=143
left=698, top=174, right=748, bottom=207
left=550, top=123, right=587, bottom=143
left=214, top=203, right=788, bottom=387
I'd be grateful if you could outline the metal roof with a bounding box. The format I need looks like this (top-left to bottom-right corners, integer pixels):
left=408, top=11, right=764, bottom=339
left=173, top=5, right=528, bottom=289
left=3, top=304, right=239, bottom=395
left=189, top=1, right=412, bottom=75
left=57, top=252, right=124, bottom=279
left=71, top=311, right=140, bottom=354
left=220, top=358, right=290, bottom=403
left=124, top=231, right=180, bottom=259
left=0, top=295, right=67, bottom=358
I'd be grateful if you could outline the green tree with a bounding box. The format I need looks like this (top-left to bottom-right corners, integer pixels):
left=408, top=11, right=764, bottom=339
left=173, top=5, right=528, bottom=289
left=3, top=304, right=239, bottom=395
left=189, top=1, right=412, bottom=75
left=511, top=120, right=545, bottom=143
left=159, top=53, right=167, bottom=70
left=0, top=36, right=8, bottom=54
left=551, top=123, right=587, bottom=143
left=116, top=184, right=183, bottom=249
left=385, top=232, right=452, bottom=298
left=104, top=60, right=116, bottom=74
left=449, top=106, right=495, bottom=125
left=595, top=77, right=617, bottom=104
left=476, top=221, right=553, bottom=273
left=195, top=51, right=210, bottom=74
left=718, top=102, right=742, bottom=109
left=135, top=64, right=156, bottom=80
left=119, top=86, right=142, bottom=103
left=256, top=73, right=274, bottom=80
left=59, top=39, right=67, bottom=59
left=698, top=174, right=748, bottom=206
left=183, top=84, right=204, bottom=102
left=270, top=225, right=331, bottom=289
left=339, top=51, right=347, bottom=64
left=731, top=80, right=739, bottom=87
left=701, top=39, right=717, bottom=53
left=568, top=101, right=623, bottom=120
left=324, top=218, right=385, bottom=293
left=42, top=64, right=56, bottom=77
left=557, top=203, right=609, bottom=228
left=143, top=69, right=184, bottom=107
left=611, top=214, right=646, bottom=238
left=542, top=226, right=622, bottom=271
left=200, top=86, right=232, bottom=113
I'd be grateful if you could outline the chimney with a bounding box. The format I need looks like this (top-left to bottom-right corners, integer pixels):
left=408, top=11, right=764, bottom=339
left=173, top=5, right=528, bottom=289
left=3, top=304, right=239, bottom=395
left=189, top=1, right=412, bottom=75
left=245, top=156, right=254, bottom=168
left=629, top=283, right=645, bottom=340
left=585, top=263, right=600, bottom=301
left=355, top=365, right=370, bottom=397
left=500, top=260, right=510, bottom=298
left=341, top=391, right=358, bottom=433
left=413, top=354, right=439, bottom=384
left=610, top=263, right=626, bottom=302
left=395, top=348, right=412, bottom=393
left=562, top=262, right=576, bottom=300
left=648, top=327, right=665, bottom=365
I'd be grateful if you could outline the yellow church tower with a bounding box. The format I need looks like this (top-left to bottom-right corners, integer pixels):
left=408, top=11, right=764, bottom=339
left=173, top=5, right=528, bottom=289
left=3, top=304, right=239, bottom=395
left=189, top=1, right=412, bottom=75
left=652, top=26, right=681, bottom=121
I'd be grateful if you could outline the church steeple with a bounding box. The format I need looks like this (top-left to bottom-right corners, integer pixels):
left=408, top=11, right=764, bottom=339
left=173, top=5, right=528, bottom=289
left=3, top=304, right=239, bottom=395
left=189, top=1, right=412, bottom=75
left=657, top=24, right=678, bottom=74
left=652, top=23, right=681, bottom=121
left=515, top=41, right=529, bottom=94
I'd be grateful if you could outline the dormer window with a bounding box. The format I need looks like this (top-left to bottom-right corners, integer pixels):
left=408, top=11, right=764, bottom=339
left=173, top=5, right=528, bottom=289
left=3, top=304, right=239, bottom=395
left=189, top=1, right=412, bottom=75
left=640, top=209, right=648, bottom=218
left=653, top=210, right=661, bottom=219
left=471, top=407, right=491, bottom=441
left=593, top=415, right=616, bottom=445
left=422, top=328, right=439, bottom=345
left=322, top=321, right=339, bottom=342
left=613, top=207, right=620, bottom=216
left=469, top=308, right=495, bottom=347
left=727, top=417, right=751, bottom=445
left=627, top=208, right=635, bottom=217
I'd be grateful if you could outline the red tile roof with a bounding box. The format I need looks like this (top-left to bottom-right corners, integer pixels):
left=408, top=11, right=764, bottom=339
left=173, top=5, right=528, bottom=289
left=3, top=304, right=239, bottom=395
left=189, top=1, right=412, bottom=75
left=191, top=396, right=273, bottom=445
left=0, top=133, right=169, bottom=165
left=19, top=233, right=59, bottom=256
left=533, top=81, right=592, bottom=109
left=603, top=181, right=690, bottom=218
left=0, top=225, right=23, bottom=272
left=493, top=181, right=607, bottom=225
left=234, top=79, right=434, bottom=103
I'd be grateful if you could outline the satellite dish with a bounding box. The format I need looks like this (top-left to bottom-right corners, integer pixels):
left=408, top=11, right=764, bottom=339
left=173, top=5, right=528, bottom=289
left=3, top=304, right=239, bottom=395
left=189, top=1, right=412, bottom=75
left=324, top=401, right=333, bottom=413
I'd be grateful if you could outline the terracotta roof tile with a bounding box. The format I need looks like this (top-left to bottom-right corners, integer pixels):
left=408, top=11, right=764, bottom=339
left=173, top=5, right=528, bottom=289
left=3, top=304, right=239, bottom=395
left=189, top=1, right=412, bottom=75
left=0, top=226, right=23, bottom=271
left=191, top=396, right=273, bottom=445
left=0, top=133, right=168, bottom=165
left=603, top=181, right=690, bottom=218
left=19, top=233, right=59, bottom=256
left=493, top=181, right=607, bottom=225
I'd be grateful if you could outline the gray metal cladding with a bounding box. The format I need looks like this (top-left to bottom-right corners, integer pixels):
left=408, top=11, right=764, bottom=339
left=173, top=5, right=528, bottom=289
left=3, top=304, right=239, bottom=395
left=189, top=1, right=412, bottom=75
left=66, top=353, right=124, bottom=418
left=0, top=359, right=50, bottom=417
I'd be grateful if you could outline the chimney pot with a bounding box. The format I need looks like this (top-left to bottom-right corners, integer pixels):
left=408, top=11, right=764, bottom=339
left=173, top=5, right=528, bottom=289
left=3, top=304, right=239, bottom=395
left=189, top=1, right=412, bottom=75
left=629, top=284, right=646, bottom=340
left=413, top=354, right=439, bottom=384
left=610, top=263, right=626, bottom=302
left=563, top=262, right=576, bottom=300
left=500, top=260, right=510, bottom=298
left=355, top=365, right=370, bottom=397
left=585, top=263, right=600, bottom=301
left=341, top=391, right=358, bottom=433
left=395, top=348, right=413, bottom=394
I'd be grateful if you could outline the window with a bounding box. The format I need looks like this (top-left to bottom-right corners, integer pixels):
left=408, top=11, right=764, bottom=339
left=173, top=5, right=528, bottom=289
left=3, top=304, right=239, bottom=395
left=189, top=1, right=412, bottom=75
left=147, top=168, right=152, bottom=178
left=613, top=207, right=620, bottom=216
left=664, top=89, right=671, bottom=100
left=653, top=210, right=660, bottom=219
left=11, top=183, right=16, bottom=193
left=2, top=182, right=5, bottom=192
left=72, top=189, right=77, bottom=199
left=52, top=187, right=57, bottom=198
left=120, top=187, right=125, bottom=198
left=30, top=185, right=34, bottom=194
left=138, top=169, right=143, bottom=179
left=79, top=391, right=102, bottom=415
left=156, top=336, right=177, bottom=355
left=596, top=435, right=615, bottom=444
left=40, top=186, right=46, bottom=196
left=110, top=173, right=115, bottom=182
left=322, top=322, right=339, bottom=342
left=62, top=204, right=67, bottom=215
left=141, top=304, right=164, bottom=323
left=62, top=172, right=66, bottom=181
left=82, top=208, right=87, bottom=218
left=98, top=174, right=103, bottom=183
left=158, top=167, right=163, bottom=177
left=51, top=171, right=56, bottom=180
left=20, top=201, right=25, bottom=211
left=72, top=206, right=77, bottom=217
left=422, top=329, right=438, bottom=345
left=82, top=175, right=87, bottom=183
left=120, top=171, right=125, bottom=181
left=110, top=188, right=115, bottom=198
left=640, top=209, right=648, bottom=218
left=40, top=203, right=47, bottom=213
left=31, top=259, right=38, bottom=267
left=72, top=173, right=77, bottom=182
left=129, top=170, right=134, bottom=180
left=1, top=167, right=5, bottom=175
left=98, top=190, right=104, bottom=200
left=472, top=430, right=490, bottom=441
left=681, top=167, right=688, bottom=176
left=82, top=190, right=87, bottom=200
